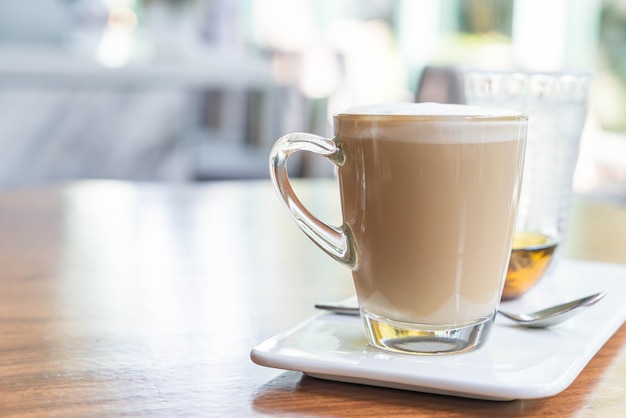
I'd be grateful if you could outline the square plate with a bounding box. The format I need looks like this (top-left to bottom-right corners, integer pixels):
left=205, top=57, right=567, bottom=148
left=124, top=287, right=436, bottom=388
left=251, top=259, right=626, bottom=400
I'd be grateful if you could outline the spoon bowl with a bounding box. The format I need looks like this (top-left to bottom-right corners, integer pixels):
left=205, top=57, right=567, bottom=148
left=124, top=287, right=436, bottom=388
left=496, top=292, right=605, bottom=328
left=315, top=292, right=606, bottom=328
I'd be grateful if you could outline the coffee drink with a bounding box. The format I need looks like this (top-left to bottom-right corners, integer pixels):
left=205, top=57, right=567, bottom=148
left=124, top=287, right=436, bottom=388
left=335, top=103, right=526, bottom=326
left=270, top=102, right=527, bottom=354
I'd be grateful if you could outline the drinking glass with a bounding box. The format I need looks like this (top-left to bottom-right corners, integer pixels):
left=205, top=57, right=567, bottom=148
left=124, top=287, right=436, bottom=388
left=464, top=70, right=591, bottom=299
left=269, top=103, right=527, bottom=354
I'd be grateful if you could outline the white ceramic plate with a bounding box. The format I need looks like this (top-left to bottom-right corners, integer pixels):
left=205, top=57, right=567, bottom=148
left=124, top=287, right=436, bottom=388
left=251, top=259, right=626, bottom=400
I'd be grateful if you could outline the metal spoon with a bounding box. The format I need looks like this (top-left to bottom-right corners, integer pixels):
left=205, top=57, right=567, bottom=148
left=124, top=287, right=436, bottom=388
left=315, top=292, right=605, bottom=328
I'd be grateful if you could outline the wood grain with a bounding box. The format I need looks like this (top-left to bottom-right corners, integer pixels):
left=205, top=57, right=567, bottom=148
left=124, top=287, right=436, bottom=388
left=0, top=180, right=623, bottom=417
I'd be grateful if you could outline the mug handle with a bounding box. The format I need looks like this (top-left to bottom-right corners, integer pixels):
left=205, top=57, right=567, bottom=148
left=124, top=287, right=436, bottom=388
left=269, top=133, right=357, bottom=269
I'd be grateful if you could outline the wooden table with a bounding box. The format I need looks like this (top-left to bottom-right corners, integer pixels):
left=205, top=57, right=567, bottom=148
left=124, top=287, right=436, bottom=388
left=0, top=179, right=624, bottom=416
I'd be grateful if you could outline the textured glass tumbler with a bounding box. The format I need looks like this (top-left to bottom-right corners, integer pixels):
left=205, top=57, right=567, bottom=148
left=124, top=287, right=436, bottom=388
left=464, top=71, right=591, bottom=299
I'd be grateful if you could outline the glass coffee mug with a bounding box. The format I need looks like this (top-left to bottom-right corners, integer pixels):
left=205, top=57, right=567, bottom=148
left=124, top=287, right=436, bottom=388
left=270, top=103, right=528, bottom=355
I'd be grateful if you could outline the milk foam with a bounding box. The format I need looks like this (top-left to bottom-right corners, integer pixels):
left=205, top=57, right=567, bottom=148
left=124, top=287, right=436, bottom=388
left=342, top=102, right=524, bottom=117
left=336, top=102, right=527, bottom=144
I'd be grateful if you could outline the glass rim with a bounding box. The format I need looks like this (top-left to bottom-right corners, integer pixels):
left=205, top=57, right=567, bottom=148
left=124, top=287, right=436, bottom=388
left=335, top=112, right=529, bottom=123
left=335, top=103, right=528, bottom=122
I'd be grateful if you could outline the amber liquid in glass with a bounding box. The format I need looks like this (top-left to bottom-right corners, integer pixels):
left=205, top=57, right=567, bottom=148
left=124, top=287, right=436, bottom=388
left=502, top=231, right=558, bottom=300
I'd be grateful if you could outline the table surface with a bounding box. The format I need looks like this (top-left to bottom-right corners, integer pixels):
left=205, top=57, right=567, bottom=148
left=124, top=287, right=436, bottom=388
left=0, top=179, right=625, bottom=417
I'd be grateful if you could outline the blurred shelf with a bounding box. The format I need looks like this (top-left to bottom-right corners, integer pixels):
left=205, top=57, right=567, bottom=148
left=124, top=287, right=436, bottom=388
left=0, top=44, right=273, bottom=89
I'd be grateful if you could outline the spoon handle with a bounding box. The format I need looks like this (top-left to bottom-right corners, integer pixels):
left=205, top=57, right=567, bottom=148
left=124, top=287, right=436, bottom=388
left=314, top=303, right=359, bottom=315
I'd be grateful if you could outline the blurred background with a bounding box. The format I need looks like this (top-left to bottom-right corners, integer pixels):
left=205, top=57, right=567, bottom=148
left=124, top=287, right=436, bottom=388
left=0, top=0, right=624, bottom=201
